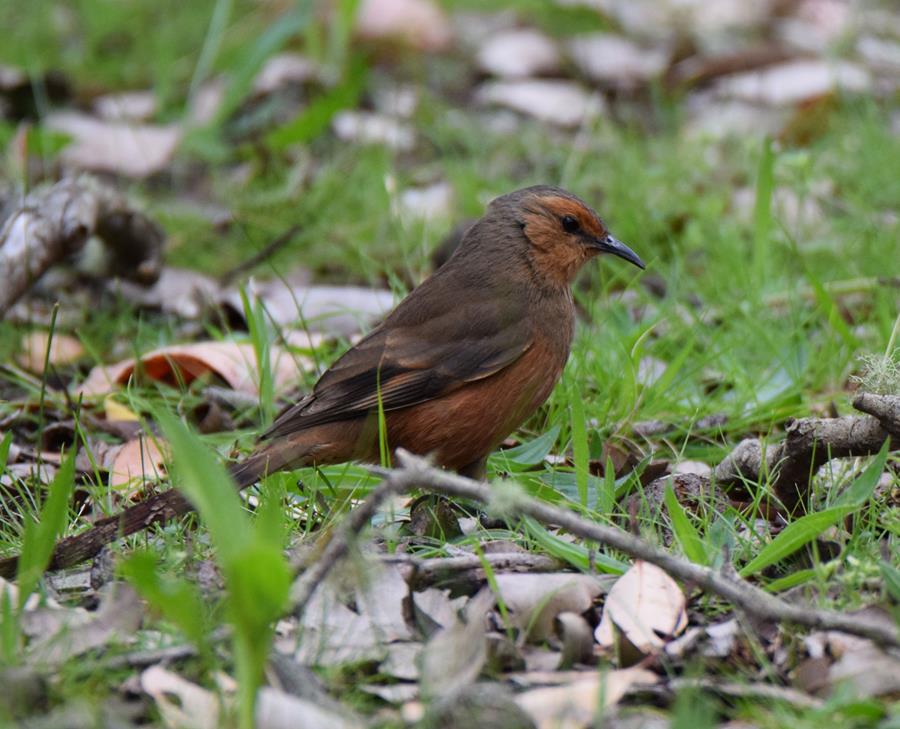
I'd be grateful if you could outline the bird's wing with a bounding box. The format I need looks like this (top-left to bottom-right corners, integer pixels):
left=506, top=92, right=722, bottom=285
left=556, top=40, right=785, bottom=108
left=261, top=281, right=532, bottom=440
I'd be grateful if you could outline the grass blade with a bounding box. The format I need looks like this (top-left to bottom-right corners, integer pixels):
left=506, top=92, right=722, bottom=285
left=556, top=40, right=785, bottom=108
left=664, top=484, right=708, bottom=565
left=739, top=505, right=853, bottom=577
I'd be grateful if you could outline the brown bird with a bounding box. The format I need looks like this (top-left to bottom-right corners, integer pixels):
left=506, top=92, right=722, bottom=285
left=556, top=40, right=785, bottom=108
left=230, top=184, right=644, bottom=486
left=0, top=185, right=645, bottom=577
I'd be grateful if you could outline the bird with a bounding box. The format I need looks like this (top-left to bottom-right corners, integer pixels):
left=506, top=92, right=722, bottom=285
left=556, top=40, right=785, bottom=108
left=0, top=184, right=646, bottom=577
left=229, top=184, right=645, bottom=487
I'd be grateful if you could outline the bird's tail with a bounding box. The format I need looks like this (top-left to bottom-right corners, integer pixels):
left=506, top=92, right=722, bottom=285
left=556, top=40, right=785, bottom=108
left=227, top=443, right=295, bottom=489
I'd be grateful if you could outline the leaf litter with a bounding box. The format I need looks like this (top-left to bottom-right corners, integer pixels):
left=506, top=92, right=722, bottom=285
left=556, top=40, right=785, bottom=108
left=0, top=0, right=898, bottom=725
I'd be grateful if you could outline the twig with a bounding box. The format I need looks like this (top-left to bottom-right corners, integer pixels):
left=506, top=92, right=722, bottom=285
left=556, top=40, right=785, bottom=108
left=0, top=176, right=164, bottom=315
left=218, top=224, right=302, bottom=287
left=657, top=678, right=824, bottom=710
left=288, top=470, right=421, bottom=614
left=385, top=450, right=899, bottom=648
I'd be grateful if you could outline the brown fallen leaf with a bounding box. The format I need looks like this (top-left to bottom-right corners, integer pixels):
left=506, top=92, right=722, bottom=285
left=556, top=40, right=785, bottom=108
left=595, top=561, right=688, bottom=662
left=16, top=331, right=85, bottom=374
left=105, top=435, right=169, bottom=492
left=78, top=341, right=300, bottom=397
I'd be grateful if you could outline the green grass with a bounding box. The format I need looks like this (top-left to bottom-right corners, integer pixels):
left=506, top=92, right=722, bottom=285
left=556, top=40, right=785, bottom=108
left=0, top=0, right=898, bottom=725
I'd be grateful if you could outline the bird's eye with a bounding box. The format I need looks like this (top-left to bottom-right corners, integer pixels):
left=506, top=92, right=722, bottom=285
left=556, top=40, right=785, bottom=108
left=561, top=215, right=580, bottom=234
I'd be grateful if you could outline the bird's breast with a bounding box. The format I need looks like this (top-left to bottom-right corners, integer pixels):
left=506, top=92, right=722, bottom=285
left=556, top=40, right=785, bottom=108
left=385, top=328, right=571, bottom=471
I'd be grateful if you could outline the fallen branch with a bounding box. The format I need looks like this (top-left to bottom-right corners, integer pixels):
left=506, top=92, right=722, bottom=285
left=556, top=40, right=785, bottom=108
left=0, top=486, right=196, bottom=578
left=853, top=393, right=900, bottom=438
left=0, top=176, right=164, bottom=315
left=715, top=407, right=896, bottom=512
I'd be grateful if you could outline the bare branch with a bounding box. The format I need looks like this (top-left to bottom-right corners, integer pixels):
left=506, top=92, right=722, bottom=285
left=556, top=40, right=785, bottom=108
left=714, top=414, right=895, bottom=511
left=387, top=450, right=899, bottom=648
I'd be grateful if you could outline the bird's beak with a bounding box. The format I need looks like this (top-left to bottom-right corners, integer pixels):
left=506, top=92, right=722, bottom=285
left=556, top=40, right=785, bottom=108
left=592, top=234, right=645, bottom=270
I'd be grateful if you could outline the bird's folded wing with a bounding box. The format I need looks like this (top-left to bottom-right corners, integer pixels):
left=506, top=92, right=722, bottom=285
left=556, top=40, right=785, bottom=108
left=261, top=294, right=532, bottom=439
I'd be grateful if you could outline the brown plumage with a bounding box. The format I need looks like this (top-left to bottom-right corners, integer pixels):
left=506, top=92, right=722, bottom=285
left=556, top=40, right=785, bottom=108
left=230, top=185, right=644, bottom=486
left=0, top=185, right=646, bottom=577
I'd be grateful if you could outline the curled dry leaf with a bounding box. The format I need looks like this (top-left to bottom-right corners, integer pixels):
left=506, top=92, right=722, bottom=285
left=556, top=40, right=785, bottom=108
left=556, top=611, right=595, bottom=668
left=494, top=572, right=607, bottom=643
left=798, top=626, right=900, bottom=698
left=16, top=331, right=85, bottom=373
left=515, top=666, right=658, bottom=729
left=419, top=587, right=495, bottom=700
left=595, top=561, right=688, bottom=660
left=105, top=435, right=169, bottom=492
left=78, top=341, right=300, bottom=397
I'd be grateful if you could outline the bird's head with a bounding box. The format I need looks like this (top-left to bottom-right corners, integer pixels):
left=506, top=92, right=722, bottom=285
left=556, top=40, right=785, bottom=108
left=490, top=186, right=645, bottom=286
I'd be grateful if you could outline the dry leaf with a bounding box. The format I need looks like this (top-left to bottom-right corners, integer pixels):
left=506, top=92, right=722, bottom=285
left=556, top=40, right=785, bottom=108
left=477, top=29, right=561, bottom=79
left=495, top=572, right=606, bottom=642
left=356, top=0, right=452, bottom=51
left=419, top=588, right=495, bottom=700
left=567, top=33, right=669, bottom=88
left=46, top=111, right=181, bottom=178
left=475, top=80, right=605, bottom=128
left=354, top=562, right=414, bottom=642
left=799, top=628, right=900, bottom=698
left=713, top=60, right=871, bottom=107
left=78, top=341, right=299, bottom=397
left=556, top=612, right=595, bottom=669
left=256, top=687, right=358, bottom=729
left=253, top=53, right=322, bottom=95
left=516, top=667, right=658, bottom=729
left=111, top=266, right=220, bottom=320
left=28, top=582, right=144, bottom=666
left=105, top=435, right=169, bottom=491
left=16, top=331, right=85, bottom=373
left=93, top=91, right=158, bottom=122
left=221, top=280, right=394, bottom=335
left=595, top=561, right=687, bottom=659
left=104, top=396, right=139, bottom=422
left=141, top=665, right=220, bottom=729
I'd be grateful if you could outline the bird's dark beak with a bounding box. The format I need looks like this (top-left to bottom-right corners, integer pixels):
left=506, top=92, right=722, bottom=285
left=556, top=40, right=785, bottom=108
left=592, top=234, right=645, bottom=270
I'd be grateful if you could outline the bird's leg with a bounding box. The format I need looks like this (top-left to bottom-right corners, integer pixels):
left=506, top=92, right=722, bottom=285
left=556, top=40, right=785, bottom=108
left=457, top=457, right=487, bottom=480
